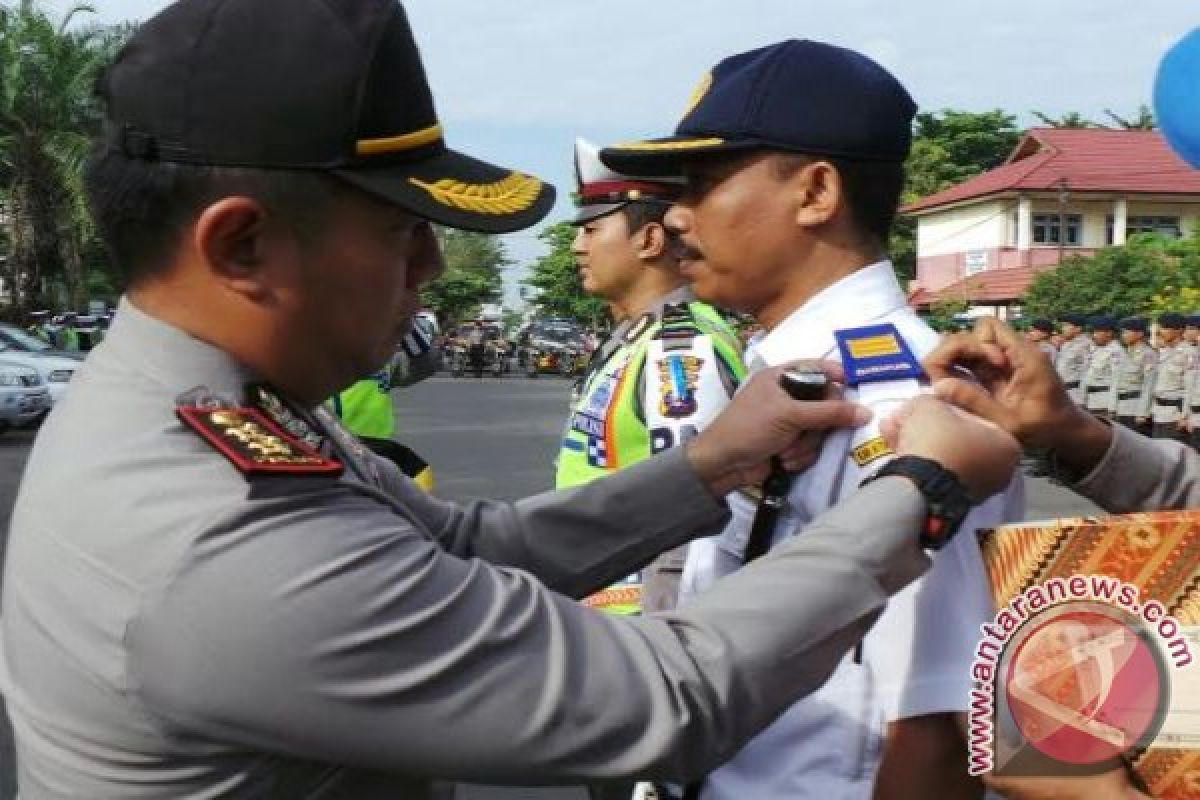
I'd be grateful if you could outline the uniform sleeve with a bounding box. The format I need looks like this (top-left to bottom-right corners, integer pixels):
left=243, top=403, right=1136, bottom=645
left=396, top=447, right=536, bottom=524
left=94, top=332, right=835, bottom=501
left=128, top=476, right=930, bottom=785
left=1184, top=353, right=1199, bottom=425
left=1073, top=422, right=1200, bottom=512
left=389, top=447, right=729, bottom=599
left=1140, top=348, right=1158, bottom=419
left=839, top=381, right=1024, bottom=720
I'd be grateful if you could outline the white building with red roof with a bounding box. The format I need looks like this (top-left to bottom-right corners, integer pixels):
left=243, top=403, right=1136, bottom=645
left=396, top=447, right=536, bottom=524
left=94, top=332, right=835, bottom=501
left=903, top=128, right=1200, bottom=311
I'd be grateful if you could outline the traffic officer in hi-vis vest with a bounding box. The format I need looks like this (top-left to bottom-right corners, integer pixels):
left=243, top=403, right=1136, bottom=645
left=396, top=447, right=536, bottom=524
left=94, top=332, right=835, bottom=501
left=1083, top=316, right=1122, bottom=418
left=558, top=138, right=746, bottom=617
left=332, top=317, right=439, bottom=490
left=1115, top=317, right=1157, bottom=433
left=1055, top=313, right=1092, bottom=405
left=1151, top=313, right=1195, bottom=442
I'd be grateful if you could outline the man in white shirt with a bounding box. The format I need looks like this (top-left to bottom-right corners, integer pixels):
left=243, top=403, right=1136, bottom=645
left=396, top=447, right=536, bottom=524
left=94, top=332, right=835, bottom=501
left=603, top=39, right=1024, bottom=799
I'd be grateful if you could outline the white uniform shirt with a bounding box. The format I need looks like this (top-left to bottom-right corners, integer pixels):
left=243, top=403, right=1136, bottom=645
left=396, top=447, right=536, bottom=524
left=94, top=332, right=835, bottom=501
left=680, top=262, right=1026, bottom=800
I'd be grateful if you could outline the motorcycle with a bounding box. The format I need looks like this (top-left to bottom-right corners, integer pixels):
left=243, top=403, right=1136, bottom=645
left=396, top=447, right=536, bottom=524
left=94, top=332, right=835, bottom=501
left=524, top=343, right=582, bottom=378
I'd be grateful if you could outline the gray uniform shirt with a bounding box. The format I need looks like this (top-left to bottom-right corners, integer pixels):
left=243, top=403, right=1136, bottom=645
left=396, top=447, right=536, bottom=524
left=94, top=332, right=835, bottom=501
left=1115, top=341, right=1157, bottom=419
left=1083, top=340, right=1123, bottom=413
left=1056, top=335, right=1093, bottom=405
left=0, top=299, right=930, bottom=799
left=1152, top=341, right=1197, bottom=424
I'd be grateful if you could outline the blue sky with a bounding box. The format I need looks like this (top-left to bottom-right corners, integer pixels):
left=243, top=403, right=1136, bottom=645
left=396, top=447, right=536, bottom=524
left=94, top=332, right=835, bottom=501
left=76, top=1, right=1199, bottom=305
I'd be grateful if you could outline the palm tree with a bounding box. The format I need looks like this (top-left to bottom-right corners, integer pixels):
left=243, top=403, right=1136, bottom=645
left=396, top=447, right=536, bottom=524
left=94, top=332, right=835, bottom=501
left=1031, top=111, right=1098, bottom=129
left=1103, top=105, right=1156, bottom=131
left=0, top=1, right=110, bottom=314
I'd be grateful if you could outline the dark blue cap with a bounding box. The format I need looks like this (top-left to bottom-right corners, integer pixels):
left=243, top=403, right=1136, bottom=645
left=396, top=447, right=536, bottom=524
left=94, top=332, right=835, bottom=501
left=1031, top=318, right=1055, bottom=334
left=1119, top=317, right=1148, bottom=333
left=1188, top=314, right=1200, bottom=327
left=600, top=40, right=916, bottom=176
left=1159, top=313, right=1187, bottom=329
left=1090, top=316, right=1118, bottom=331
left=1059, top=313, right=1088, bottom=327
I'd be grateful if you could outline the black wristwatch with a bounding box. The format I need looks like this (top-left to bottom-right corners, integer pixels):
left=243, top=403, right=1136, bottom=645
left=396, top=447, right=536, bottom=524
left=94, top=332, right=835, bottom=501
left=865, top=456, right=971, bottom=550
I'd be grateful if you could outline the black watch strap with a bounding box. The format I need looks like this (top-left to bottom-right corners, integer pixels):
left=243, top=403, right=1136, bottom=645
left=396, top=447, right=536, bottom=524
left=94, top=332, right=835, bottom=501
left=865, top=456, right=971, bottom=550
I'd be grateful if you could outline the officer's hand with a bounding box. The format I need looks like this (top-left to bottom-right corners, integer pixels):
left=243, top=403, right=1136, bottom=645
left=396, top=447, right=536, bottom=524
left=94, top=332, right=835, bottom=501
left=923, top=318, right=1112, bottom=475
left=880, top=395, right=1019, bottom=501
left=686, top=361, right=870, bottom=497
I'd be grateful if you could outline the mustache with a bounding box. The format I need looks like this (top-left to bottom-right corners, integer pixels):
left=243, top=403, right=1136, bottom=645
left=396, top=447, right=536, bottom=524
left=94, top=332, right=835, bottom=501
left=667, top=232, right=703, bottom=261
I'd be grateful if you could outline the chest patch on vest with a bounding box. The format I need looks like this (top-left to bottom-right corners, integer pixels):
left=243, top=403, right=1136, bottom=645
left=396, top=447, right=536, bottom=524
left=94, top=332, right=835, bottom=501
left=656, top=354, right=704, bottom=418
left=570, top=411, right=606, bottom=438
left=582, top=373, right=619, bottom=418
left=177, top=406, right=343, bottom=477
left=835, top=323, right=922, bottom=386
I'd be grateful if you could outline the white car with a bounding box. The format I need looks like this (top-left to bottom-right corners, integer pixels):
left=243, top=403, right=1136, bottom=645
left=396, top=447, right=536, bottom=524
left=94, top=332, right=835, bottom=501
left=0, top=359, right=52, bottom=432
left=0, top=342, right=79, bottom=404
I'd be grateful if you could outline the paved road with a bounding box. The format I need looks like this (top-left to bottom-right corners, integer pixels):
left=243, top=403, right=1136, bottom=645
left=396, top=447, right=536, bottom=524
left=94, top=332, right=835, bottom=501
left=0, top=375, right=1102, bottom=798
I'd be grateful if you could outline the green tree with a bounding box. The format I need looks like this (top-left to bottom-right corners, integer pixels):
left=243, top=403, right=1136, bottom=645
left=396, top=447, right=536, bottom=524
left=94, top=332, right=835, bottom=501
left=892, top=110, right=1022, bottom=281
left=1024, top=233, right=1200, bottom=319
left=423, top=228, right=508, bottom=325
left=0, top=1, right=113, bottom=314
left=523, top=221, right=607, bottom=326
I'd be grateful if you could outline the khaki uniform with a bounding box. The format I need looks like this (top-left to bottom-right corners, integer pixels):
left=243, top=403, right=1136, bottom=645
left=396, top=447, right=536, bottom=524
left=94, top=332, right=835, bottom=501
left=1115, top=341, right=1157, bottom=429
left=1152, top=341, right=1197, bottom=440
left=1056, top=335, right=1094, bottom=405
left=0, top=299, right=931, bottom=799
left=1083, top=340, right=1123, bottom=417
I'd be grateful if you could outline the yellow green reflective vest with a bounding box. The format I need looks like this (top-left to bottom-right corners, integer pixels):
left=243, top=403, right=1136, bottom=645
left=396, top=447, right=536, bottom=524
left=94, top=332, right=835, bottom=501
left=556, top=299, right=746, bottom=614
left=334, top=370, right=394, bottom=440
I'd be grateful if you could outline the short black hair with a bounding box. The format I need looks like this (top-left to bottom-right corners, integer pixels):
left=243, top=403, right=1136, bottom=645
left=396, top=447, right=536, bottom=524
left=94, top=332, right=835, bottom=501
left=619, top=200, right=670, bottom=234
left=84, top=146, right=342, bottom=285
left=772, top=153, right=905, bottom=245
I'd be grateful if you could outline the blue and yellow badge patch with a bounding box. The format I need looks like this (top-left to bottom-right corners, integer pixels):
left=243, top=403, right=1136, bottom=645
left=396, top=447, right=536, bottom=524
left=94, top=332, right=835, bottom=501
left=657, top=354, right=704, bottom=418
left=835, top=323, right=922, bottom=386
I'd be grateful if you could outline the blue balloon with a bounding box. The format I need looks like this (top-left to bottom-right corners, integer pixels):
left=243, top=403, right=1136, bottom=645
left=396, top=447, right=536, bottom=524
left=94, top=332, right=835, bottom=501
left=1156, top=27, right=1200, bottom=168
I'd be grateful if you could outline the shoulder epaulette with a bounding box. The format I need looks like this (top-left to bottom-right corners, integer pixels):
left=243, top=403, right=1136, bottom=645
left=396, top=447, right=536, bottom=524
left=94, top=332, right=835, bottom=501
left=834, top=323, right=922, bottom=386
left=177, top=385, right=342, bottom=477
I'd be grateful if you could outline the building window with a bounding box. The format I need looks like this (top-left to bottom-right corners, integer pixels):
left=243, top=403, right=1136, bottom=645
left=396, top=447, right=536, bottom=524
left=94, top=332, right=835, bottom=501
left=1032, top=213, right=1082, bottom=246
left=1105, top=215, right=1182, bottom=244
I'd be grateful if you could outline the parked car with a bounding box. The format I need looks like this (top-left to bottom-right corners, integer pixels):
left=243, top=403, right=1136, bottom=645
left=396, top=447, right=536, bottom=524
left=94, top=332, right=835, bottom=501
left=0, top=359, right=52, bottom=433
left=0, top=341, right=80, bottom=404
left=0, top=322, right=86, bottom=361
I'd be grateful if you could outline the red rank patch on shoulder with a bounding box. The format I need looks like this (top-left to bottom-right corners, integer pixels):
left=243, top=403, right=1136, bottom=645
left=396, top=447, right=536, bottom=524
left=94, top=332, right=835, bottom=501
left=177, top=406, right=343, bottom=477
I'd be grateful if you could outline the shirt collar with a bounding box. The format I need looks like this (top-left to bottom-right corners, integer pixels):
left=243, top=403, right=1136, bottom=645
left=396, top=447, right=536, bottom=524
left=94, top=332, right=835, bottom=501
left=105, top=296, right=260, bottom=401
left=748, top=260, right=906, bottom=369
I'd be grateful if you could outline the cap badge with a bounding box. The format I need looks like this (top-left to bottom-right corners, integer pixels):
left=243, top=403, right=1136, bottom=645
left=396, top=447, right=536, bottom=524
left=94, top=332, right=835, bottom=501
left=409, top=172, right=543, bottom=215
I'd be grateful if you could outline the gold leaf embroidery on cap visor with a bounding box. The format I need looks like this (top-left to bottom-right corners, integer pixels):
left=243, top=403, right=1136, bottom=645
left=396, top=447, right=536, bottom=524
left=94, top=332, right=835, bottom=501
left=683, top=72, right=713, bottom=116
left=409, top=172, right=542, bottom=215
left=356, top=123, right=444, bottom=156
left=610, top=137, right=725, bottom=152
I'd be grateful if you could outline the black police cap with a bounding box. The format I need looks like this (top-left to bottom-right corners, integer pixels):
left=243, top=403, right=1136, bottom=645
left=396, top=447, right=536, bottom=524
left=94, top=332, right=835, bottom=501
left=1119, top=317, right=1148, bottom=333
left=1089, top=316, right=1118, bottom=332
left=1159, top=313, right=1187, bottom=329
left=99, top=0, right=554, bottom=234
left=1059, top=313, right=1087, bottom=327
left=601, top=40, right=916, bottom=176
left=1031, top=319, right=1055, bottom=334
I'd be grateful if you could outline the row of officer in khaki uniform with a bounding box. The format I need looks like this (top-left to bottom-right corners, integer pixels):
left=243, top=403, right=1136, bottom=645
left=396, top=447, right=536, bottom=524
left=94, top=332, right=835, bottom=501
left=1047, top=313, right=1200, bottom=447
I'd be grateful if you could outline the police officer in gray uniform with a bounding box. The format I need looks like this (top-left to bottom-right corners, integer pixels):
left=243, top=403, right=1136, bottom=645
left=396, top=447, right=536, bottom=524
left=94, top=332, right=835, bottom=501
left=1115, top=317, right=1157, bottom=433
left=1151, top=313, right=1195, bottom=442
left=0, top=2, right=1020, bottom=799
left=1028, top=318, right=1058, bottom=361
left=1055, top=313, right=1092, bottom=405
left=1082, top=316, right=1122, bottom=419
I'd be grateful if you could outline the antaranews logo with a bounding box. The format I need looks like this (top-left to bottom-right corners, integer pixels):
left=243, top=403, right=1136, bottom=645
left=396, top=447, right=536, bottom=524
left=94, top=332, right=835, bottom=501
left=968, top=574, right=1194, bottom=777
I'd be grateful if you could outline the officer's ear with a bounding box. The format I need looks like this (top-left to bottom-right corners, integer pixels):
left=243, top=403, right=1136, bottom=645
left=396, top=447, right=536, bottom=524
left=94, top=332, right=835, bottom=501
left=192, top=196, right=273, bottom=301
left=773, top=155, right=840, bottom=230
left=634, top=222, right=668, bottom=261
